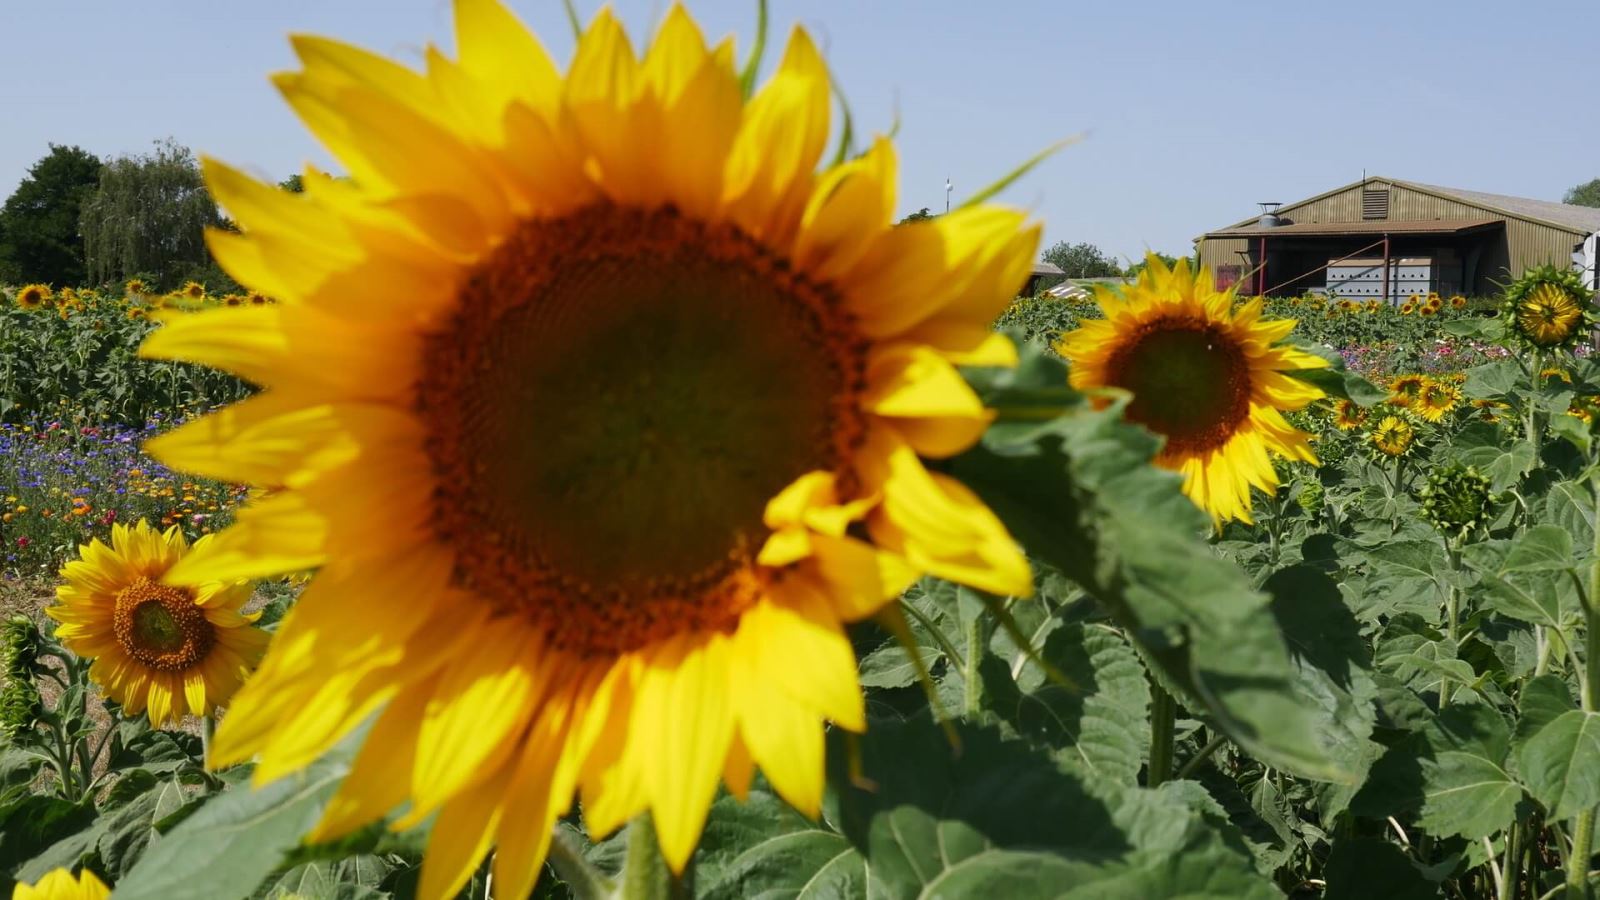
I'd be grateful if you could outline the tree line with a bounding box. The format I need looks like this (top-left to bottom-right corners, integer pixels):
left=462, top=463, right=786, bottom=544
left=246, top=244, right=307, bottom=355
left=6, top=150, right=1599, bottom=292
left=0, top=140, right=295, bottom=292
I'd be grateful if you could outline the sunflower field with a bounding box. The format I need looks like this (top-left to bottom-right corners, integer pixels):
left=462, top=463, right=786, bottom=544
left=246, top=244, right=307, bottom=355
left=3, top=3, right=1600, bottom=900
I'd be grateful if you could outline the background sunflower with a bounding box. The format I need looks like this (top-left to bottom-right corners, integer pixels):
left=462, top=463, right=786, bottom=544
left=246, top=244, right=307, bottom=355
left=1057, top=253, right=1326, bottom=524
left=48, top=520, right=268, bottom=728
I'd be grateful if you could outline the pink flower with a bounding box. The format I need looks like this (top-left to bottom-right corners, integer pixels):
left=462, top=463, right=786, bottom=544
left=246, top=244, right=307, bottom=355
left=14, top=537, right=29, bottom=548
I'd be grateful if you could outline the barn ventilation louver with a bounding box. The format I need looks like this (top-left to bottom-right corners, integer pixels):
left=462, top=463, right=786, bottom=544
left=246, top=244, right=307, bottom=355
left=1362, top=187, right=1389, bottom=220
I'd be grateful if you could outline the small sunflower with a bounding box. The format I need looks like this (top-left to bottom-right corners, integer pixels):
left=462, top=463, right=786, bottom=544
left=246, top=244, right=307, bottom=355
left=125, top=278, right=148, bottom=296
left=1414, top=378, right=1461, bottom=423
left=181, top=281, right=206, bottom=299
left=1389, top=373, right=1426, bottom=408
left=138, top=3, right=1038, bottom=895
left=1449, top=294, right=1467, bottom=309
left=247, top=291, right=271, bottom=305
left=1503, top=266, right=1593, bottom=350
left=1399, top=301, right=1416, bottom=316
left=1419, top=301, right=1439, bottom=317
left=11, top=868, right=110, bottom=900
left=47, top=520, right=269, bottom=728
left=15, top=284, right=51, bottom=310
left=1365, top=300, right=1382, bottom=313
left=223, top=294, right=244, bottom=307
left=1059, top=254, right=1325, bottom=524
left=1332, top=398, right=1366, bottom=431
left=1368, top=413, right=1418, bottom=458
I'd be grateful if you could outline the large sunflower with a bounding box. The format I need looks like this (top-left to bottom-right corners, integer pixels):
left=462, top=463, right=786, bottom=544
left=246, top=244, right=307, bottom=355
left=137, top=3, right=1036, bottom=897
left=47, top=520, right=269, bottom=728
left=1057, top=255, right=1325, bottom=524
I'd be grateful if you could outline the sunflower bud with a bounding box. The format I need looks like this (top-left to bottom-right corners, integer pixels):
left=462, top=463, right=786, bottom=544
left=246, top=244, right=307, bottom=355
left=0, top=615, right=41, bottom=740
left=1501, top=265, right=1595, bottom=352
left=1297, top=479, right=1326, bottom=515
left=1367, top=412, right=1421, bottom=460
left=1419, top=464, right=1494, bottom=541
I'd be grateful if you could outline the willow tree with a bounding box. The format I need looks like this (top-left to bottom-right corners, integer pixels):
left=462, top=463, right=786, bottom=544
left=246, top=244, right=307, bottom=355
left=79, top=139, right=224, bottom=288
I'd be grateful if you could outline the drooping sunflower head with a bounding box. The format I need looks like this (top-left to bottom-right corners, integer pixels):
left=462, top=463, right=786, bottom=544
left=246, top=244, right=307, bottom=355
left=1057, top=253, right=1326, bottom=524
left=15, top=284, right=51, bottom=310
left=1388, top=373, right=1426, bottom=408
left=1332, top=398, right=1366, bottom=431
left=1503, top=265, right=1593, bottom=351
left=1368, top=413, right=1419, bottom=459
left=1540, top=365, right=1573, bottom=386
left=1414, top=378, right=1461, bottom=423
left=1568, top=395, right=1600, bottom=427
left=1419, top=463, right=1493, bottom=542
left=11, top=867, right=110, bottom=900
left=137, top=3, right=1039, bottom=895
left=47, top=520, right=269, bottom=728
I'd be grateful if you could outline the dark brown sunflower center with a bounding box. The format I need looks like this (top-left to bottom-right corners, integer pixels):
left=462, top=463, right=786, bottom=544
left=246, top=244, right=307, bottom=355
left=1102, top=317, right=1252, bottom=455
left=112, top=578, right=214, bottom=672
left=419, top=205, right=868, bottom=657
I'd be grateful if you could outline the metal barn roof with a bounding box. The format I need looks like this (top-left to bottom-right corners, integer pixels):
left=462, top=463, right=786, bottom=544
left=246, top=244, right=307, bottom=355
left=1204, top=217, right=1502, bottom=238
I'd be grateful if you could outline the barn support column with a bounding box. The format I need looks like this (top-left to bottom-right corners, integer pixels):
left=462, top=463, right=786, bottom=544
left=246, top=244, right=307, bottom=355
left=1257, top=236, right=1267, bottom=296
left=1381, top=234, right=1391, bottom=304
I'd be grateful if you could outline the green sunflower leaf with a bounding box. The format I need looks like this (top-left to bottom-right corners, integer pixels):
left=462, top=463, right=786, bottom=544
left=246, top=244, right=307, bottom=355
left=1415, top=702, right=1523, bottom=840
left=1511, top=678, right=1600, bottom=821
left=112, top=756, right=347, bottom=900
left=950, top=343, right=1357, bottom=783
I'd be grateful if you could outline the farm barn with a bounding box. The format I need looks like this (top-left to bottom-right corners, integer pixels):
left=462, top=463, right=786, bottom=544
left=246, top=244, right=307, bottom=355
left=1195, top=176, right=1600, bottom=299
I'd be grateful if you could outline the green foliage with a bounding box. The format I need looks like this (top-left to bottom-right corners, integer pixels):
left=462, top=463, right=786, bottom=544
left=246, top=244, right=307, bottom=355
left=1564, top=177, right=1600, bottom=208
left=1123, top=252, right=1181, bottom=278
left=79, top=139, right=227, bottom=291
left=0, top=145, right=102, bottom=286
left=0, top=293, right=251, bottom=425
left=1041, top=240, right=1123, bottom=278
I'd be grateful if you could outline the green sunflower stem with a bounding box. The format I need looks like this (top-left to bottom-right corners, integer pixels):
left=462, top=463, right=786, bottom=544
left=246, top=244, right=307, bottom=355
left=1147, top=682, right=1176, bottom=788
left=1566, top=469, right=1600, bottom=899
left=1567, top=810, right=1594, bottom=900
left=546, top=826, right=617, bottom=900
left=620, top=813, right=675, bottom=900
left=964, top=610, right=985, bottom=717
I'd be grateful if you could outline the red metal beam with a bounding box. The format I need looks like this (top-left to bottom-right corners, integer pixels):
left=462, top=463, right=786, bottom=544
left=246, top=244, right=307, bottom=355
left=1381, top=234, right=1391, bottom=304
left=1257, top=235, right=1267, bottom=296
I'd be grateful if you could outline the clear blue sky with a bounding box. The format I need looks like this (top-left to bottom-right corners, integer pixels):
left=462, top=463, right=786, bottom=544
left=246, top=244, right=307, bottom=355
left=3, top=0, right=1597, bottom=263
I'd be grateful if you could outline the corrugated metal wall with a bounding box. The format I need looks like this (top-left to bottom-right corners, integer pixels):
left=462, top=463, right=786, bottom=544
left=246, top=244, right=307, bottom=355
left=1197, top=237, right=1250, bottom=275
left=1193, top=179, right=1585, bottom=293
left=1274, top=185, right=1365, bottom=223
